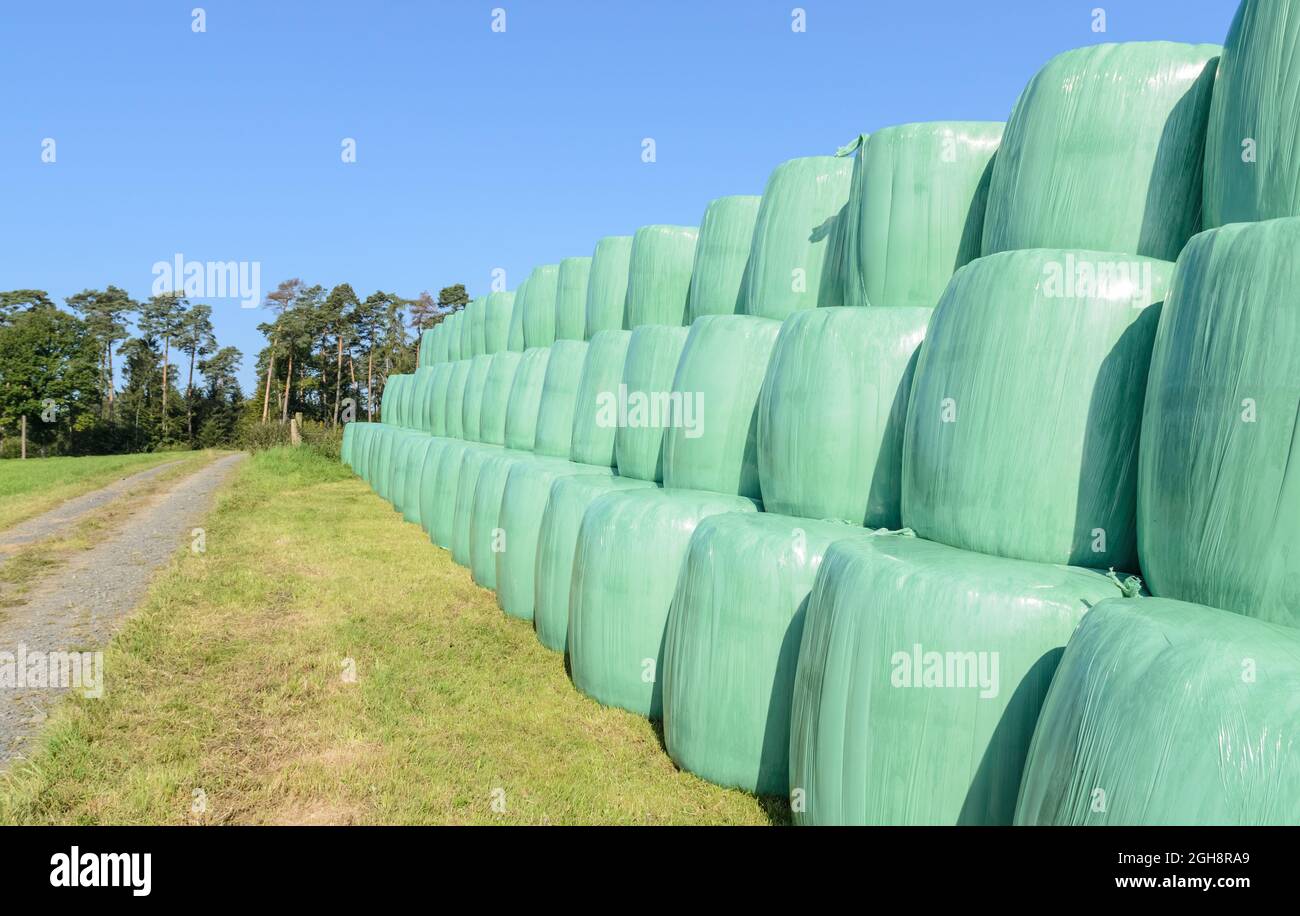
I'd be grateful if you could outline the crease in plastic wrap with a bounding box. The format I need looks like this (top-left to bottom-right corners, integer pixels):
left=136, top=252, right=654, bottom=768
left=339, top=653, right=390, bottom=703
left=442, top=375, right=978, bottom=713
left=521, top=264, right=560, bottom=349
left=738, top=155, right=853, bottom=321
left=567, top=316, right=782, bottom=715
left=685, top=195, right=762, bottom=323
left=1015, top=597, right=1300, bottom=825
left=903, top=248, right=1172, bottom=570
left=585, top=235, right=635, bottom=336
left=459, top=354, right=494, bottom=443
left=555, top=257, right=592, bottom=341
left=788, top=534, right=1135, bottom=825
left=840, top=122, right=1003, bottom=310
left=483, top=290, right=517, bottom=355
left=623, top=225, right=699, bottom=329
left=613, top=326, right=691, bottom=483
left=1204, top=0, right=1300, bottom=227
left=982, top=41, right=1221, bottom=261
left=1138, top=217, right=1300, bottom=626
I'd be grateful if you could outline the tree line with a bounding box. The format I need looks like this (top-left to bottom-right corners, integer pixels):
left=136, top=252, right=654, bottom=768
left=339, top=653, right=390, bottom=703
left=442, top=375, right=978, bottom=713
left=0, top=280, right=468, bottom=458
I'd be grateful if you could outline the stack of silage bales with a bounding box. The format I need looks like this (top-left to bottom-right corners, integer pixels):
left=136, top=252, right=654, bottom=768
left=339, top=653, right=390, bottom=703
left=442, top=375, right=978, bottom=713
left=521, top=265, right=561, bottom=349
left=584, top=236, right=634, bottom=336
left=555, top=257, right=591, bottom=341
left=685, top=195, right=761, bottom=322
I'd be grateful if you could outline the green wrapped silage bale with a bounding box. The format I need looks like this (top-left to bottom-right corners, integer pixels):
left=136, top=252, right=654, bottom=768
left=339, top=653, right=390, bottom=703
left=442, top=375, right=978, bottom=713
left=982, top=41, right=1221, bottom=261
left=452, top=444, right=502, bottom=566
left=567, top=315, right=783, bottom=715
left=659, top=307, right=931, bottom=793
left=473, top=296, right=491, bottom=357
left=522, top=264, right=560, bottom=349
left=378, top=373, right=398, bottom=425
left=506, top=277, right=529, bottom=352
left=424, top=362, right=453, bottom=436
left=555, top=257, right=592, bottom=341
left=340, top=419, right=356, bottom=468
left=430, top=321, right=450, bottom=365
left=662, top=315, right=783, bottom=500
left=457, top=302, right=475, bottom=359
left=391, top=431, right=426, bottom=516
left=623, top=225, right=699, bottom=329
left=504, top=348, right=552, bottom=450
left=569, top=488, right=759, bottom=716
left=417, top=329, right=434, bottom=368
left=1138, top=218, right=1300, bottom=626
left=738, top=156, right=853, bottom=320
left=442, top=360, right=471, bottom=440
left=685, top=195, right=762, bottom=323
left=408, top=367, right=436, bottom=432
left=1204, top=0, right=1300, bottom=227
left=788, top=534, right=1136, bottom=825
left=530, top=340, right=588, bottom=459
left=758, top=307, right=930, bottom=526
left=903, top=248, right=1172, bottom=569
left=459, top=354, right=494, bottom=443
left=478, top=352, right=523, bottom=447
left=444, top=312, right=461, bottom=361
left=842, top=122, right=1003, bottom=310
left=483, top=290, right=517, bottom=355
left=401, top=436, right=440, bottom=526
left=613, top=326, right=691, bottom=482
left=585, top=235, right=634, bottom=336
left=568, top=330, right=631, bottom=468
left=1014, top=597, right=1300, bottom=825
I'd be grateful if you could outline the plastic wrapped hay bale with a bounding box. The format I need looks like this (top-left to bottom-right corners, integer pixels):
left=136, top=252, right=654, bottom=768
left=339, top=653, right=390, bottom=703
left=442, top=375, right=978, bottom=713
left=522, top=264, right=560, bottom=349
left=341, top=420, right=357, bottom=468
left=424, top=362, right=453, bottom=437
left=623, top=225, right=699, bottom=329
left=613, top=326, right=691, bottom=482
left=430, top=321, right=449, bottom=365
left=483, top=290, right=517, bottom=354
left=685, top=195, right=762, bottom=323
left=506, top=277, right=529, bottom=352
left=460, top=354, right=494, bottom=443
left=407, top=367, right=436, bottom=433
left=1015, top=597, right=1300, bottom=825
left=738, top=156, right=853, bottom=320
left=568, top=330, right=632, bottom=468
left=452, top=443, right=503, bottom=567
left=844, top=122, right=1003, bottom=310
left=469, top=296, right=488, bottom=357
left=982, top=41, right=1221, bottom=261
left=1204, top=0, right=1300, bottom=227
left=664, top=514, right=871, bottom=793
left=903, top=248, right=1172, bottom=569
left=444, top=312, right=460, bottom=361
left=585, top=235, right=634, bottom=336
left=503, top=348, right=551, bottom=450
left=662, top=315, right=783, bottom=499
left=555, top=257, right=592, bottom=341
left=759, top=307, right=930, bottom=526
left=442, top=360, right=471, bottom=440
left=1138, top=218, right=1300, bottom=626
left=788, top=535, right=1137, bottom=825
left=459, top=300, right=477, bottom=359
left=478, top=352, right=522, bottom=446
left=400, top=437, right=440, bottom=526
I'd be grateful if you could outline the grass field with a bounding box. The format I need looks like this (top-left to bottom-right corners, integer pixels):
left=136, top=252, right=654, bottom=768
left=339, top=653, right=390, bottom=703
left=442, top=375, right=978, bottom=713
left=0, top=452, right=198, bottom=532
left=0, top=447, right=783, bottom=825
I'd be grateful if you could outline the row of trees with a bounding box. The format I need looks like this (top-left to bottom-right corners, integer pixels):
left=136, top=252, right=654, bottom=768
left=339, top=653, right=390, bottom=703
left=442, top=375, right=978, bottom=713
left=0, top=279, right=469, bottom=458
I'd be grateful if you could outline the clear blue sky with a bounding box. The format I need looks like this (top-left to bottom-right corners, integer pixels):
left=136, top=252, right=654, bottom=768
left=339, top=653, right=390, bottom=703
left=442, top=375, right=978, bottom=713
left=0, top=0, right=1239, bottom=391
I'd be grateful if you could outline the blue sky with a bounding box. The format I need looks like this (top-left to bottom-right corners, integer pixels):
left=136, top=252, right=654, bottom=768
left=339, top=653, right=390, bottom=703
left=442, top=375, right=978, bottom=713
left=0, top=0, right=1239, bottom=391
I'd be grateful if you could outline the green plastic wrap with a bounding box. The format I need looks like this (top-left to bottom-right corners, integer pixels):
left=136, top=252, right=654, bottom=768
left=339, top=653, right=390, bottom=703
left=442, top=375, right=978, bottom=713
left=417, top=329, right=434, bottom=367
left=661, top=315, right=782, bottom=500
left=1138, top=218, right=1300, bottom=626
left=341, top=420, right=357, bottom=468
left=504, top=348, right=551, bottom=451
left=378, top=374, right=398, bottom=426
left=1204, top=0, right=1300, bottom=227
left=446, top=312, right=462, bottom=361
left=460, top=354, right=494, bottom=443
left=400, top=435, right=439, bottom=525
left=982, top=41, right=1220, bottom=261
left=613, top=326, right=691, bottom=483
left=759, top=307, right=929, bottom=526
left=842, top=122, right=1002, bottom=310
left=496, top=457, right=614, bottom=620
left=472, top=296, right=489, bottom=357
left=738, top=156, right=853, bottom=320
left=569, top=488, right=760, bottom=715
left=1016, top=597, right=1300, bottom=825
left=442, top=360, right=471, bottom=440
left=788, top=534, right=1134, bottom=825
left=478, top=352, right=522, bottom=446
left=426, top=440, right=478, bottom=549
left=452, top=444, right=502, bottom=567
left=459, top=299, right=478, bottom=359
left=507, top=277, right=529, bottom=353
left=568, top=330, right=631, bottom=468
left=664, top=514, right=870, bottom=793
left=533, top=474, right=657, bottom=651
left=408, top=367, right=436, bottom=433
left=685, top=195, right=762, bottom=323
left=555, top=257, right=592, bottom=341
left=425, top=363, right=453, bottom=437
left=430, top=322, right=449, bottom=365
left=468, top=448, right=536, bottom=588
left=623, top=225, right=699, bottom=329
left=585, top=235, right=634, bottom=336
left=903, top=248, right=1171, bottom=569
left=521, top=264, right=560, bottom=349
left=532, top=340, right=588, bottom=458
left=483, top=290, right=517, bottom=355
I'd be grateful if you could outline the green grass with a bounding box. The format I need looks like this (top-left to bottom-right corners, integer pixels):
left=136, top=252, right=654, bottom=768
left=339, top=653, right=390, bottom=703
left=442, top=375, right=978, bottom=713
left=0, top=447, right=783, bottom=825
left=0, top=452, right=200, bottom=532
